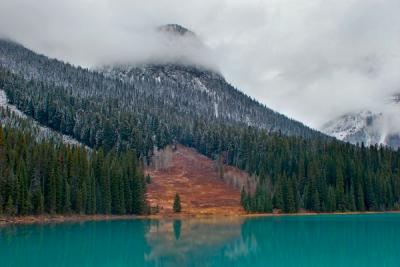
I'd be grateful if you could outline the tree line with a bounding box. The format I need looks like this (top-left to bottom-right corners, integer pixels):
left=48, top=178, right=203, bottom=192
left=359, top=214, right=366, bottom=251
left=0, top=123, right=146, bottom=216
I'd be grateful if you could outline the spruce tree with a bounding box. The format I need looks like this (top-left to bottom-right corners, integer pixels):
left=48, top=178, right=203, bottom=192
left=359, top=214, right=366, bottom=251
left=327, top=186, right=336, bottom=212
left=356, top=182, right=365, bottom=211
left=5, top=196, right=16, bottom=216
left=336, top=166, right=345, bottom=212
left=273, top=177, right=284, bottom=210
left=173, top=193, right=181, bottom=213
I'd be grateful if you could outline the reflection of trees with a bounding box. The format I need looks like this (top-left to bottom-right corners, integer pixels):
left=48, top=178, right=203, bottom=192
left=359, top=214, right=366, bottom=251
left=146, top=215, right=400, bottom=266
left=173, top=220, right=181, bottom=240
left=145, top=218, right=246, bottom=266
left=3, top=215, right=400, bottom=266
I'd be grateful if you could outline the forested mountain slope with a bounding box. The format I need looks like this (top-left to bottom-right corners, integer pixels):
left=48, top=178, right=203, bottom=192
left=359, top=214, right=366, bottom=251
left=101, top=63, right=318, bottom=137
left=1, top=35, right=400, bottom=215
left=0, top=38, right=325, bottom=158
left=101, top=25, right=322, bottom=138
left=0, top=89, right=86, bottom=147
left=0, top=38, right=322, bottom=139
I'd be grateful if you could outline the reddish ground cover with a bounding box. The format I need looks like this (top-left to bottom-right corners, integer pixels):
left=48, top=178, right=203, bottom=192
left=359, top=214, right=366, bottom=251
left=145, top=145, right=245, bottom=216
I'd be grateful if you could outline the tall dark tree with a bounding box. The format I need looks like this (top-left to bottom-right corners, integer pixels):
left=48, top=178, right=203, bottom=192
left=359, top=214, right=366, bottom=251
left=173, top=193, right=181, bottom=213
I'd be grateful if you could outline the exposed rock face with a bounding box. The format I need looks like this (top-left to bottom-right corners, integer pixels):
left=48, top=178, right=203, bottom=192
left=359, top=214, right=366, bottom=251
left=322, top=109, right=400, bottom=149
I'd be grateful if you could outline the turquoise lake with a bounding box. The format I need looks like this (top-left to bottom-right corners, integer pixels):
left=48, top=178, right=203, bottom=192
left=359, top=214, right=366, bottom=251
left=1, top=213, right=400, bottom=267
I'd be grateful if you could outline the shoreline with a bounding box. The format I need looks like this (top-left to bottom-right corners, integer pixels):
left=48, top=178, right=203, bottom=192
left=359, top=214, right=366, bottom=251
left=1, top=210, right=400, bottom=227
left=241, top=210, right=400, bottom=218
left=0, top=214, right=139, bottom=227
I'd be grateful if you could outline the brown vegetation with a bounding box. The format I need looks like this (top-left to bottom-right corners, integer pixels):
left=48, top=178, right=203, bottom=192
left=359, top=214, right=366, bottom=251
left=145, top=145, right=248, bottom=216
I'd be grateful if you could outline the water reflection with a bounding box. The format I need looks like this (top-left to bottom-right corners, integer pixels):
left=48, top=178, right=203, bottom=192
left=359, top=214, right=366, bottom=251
left=173, top=220, right=181, bottom=240
left=1, top=214, right=400, bottom=267
left=144, top=217, right=244, bottom=266
left=144, top=214, right=400, bottom=267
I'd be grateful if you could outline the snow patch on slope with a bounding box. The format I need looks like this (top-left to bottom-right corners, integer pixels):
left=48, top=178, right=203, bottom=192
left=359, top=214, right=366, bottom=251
left=0, top=89, right=88, bottom=148
left=214, top=102, right=219, bottom=118
left=0, top=89, right=27, bottom=119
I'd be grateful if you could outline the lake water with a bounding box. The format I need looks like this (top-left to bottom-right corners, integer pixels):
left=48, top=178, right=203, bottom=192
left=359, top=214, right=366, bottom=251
left=1, top=214, right=399, bottom=267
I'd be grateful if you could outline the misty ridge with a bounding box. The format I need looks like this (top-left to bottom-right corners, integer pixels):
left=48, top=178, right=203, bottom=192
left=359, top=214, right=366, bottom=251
left=95, top=24, right=219, bottom=71
left=2, top=21, right=400, bottom=148
left=1, top=0, right=400, bottom=148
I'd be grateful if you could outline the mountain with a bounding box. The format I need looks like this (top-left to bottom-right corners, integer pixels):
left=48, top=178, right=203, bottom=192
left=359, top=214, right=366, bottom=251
left=158, top=24, right=196, bottom=36
left=322, top=110, right=383, bottom=146
left=101, top=24, right=322, bottom=139
left=1, top=25, right=400, bottom=216
left=322, top=101, right=400, bottom=149
left=0, top=35, right=322, bottom=141
left=101, top=64, right=323, bottom=137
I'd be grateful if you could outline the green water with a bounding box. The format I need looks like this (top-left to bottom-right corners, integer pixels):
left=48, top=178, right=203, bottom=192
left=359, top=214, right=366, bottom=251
left=1, top=214, right=399, bottom=267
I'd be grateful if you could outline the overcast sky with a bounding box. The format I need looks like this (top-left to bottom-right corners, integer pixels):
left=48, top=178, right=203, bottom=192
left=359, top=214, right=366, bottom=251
left=1, top=0, right=399, bottom=129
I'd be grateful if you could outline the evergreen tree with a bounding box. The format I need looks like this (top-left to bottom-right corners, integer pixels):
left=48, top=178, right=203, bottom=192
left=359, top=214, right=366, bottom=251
left=273, top=177, right=284, bottom=210
left=327, top=186, right=336, bottom=212
left=5, top=196, right=16, bottom=216
left=336, top=166, right=346, bottom=211
left=173, top=193, right=181, bottom=213
left=356, top=182, right=365, bottom=211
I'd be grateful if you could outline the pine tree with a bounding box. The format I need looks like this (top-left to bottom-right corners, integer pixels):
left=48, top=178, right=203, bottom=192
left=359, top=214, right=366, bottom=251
left=240, top=187, right=246, bottom=207
left=356, top=182, right=365, bottom=211
left=273, top=177, right=284, bottom=210
left=5, top=196, right=16, bottom=216
left=364, top=171, right=377, bottom=210
left=47, top=153, right=57, bottom=214
left=64, top=180, right=71, bottom=213
left=146, top=174, right=151, bottom=184
left=0, top=126, right=5, bottom=215
left=103, top=169, right=112, bottom=214
left=16, top=162, right=29, bottom=215
left=347, top=185, right=356, bottom=211
left=0, top=194, right=3, bottom=215
left=173, top=193, right=181, bottom=213
left=336, top=166, right=345, bottom=212
left=241, top=187, right=251, bottom=212
left=0, top=125, right=5, bottom=173
left=282, top=177, right=296, bottom=213
left=86, top=167, right=96, bottom=214
left=287, top=179, right=297, bottom=213
left=327, top=186, right=336, bottom=212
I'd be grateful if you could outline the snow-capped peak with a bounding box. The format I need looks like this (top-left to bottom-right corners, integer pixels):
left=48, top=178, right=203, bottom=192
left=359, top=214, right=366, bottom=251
left=322, top=109, right=400, bottom=148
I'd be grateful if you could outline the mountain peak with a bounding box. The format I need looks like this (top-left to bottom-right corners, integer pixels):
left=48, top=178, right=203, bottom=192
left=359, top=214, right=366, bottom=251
left=157, top=24, right=195, bottom=37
